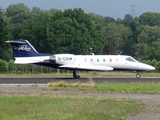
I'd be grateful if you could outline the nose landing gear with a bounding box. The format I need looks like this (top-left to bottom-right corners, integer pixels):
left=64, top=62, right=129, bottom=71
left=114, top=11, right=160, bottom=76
left=136, top=73, right=141, bottom=79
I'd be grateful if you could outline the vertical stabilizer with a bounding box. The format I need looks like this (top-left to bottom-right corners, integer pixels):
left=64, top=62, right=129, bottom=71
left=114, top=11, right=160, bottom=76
left=6, top=40, right=51, bottom=57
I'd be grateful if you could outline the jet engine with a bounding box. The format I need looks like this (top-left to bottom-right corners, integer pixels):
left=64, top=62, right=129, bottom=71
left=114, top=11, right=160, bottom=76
left=49, top=55, right=56, bottom=63
left=49, top=54, right=75, bottom=64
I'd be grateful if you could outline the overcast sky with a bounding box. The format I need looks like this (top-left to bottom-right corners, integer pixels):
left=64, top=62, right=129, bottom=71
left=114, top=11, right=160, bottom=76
left=1, top=0, right=160, bottom=19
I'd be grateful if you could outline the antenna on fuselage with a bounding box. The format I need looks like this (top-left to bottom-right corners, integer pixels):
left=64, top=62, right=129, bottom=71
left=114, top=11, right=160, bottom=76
left=90, top=47, right=94, bottom=55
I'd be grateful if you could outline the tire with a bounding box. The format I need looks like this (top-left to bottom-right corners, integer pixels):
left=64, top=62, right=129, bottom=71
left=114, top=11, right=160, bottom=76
left=136, top=73, right=141, bottom=79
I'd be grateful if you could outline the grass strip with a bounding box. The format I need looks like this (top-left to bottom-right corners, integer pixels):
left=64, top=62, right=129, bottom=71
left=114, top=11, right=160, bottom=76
left=48, top=80, right=96, bottom=87
left=0, top=96, right=142, bottom=120
left=96, top=82, right=160, bottom=94
left=48, top=81, right=160, bottom=94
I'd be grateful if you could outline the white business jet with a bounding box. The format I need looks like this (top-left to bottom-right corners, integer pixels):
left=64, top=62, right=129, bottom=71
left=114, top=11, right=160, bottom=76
left=6, top=40, right=155, bottom=78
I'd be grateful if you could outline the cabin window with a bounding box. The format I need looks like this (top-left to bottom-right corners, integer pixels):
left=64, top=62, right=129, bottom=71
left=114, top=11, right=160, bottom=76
left=90, top=59, right=93, bottom=62
left=84, top=59, right=87, bottom=62
left=97, top=59, right=99, bottom=62
left=103, top=59, right=106, bottom=62
left=126, top=57, right=137, bottom=62
left=109, top=59, right=112, bottom=62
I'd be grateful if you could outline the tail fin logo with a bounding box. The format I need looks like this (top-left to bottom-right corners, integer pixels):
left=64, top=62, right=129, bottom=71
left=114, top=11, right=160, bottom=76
left=14, top=45, right=31, bottom=51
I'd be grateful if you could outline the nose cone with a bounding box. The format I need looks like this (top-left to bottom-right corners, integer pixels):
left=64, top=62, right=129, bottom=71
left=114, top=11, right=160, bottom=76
left=138, top=63, right=155, bottom=71
left=147, top=65, right=155, bottom=71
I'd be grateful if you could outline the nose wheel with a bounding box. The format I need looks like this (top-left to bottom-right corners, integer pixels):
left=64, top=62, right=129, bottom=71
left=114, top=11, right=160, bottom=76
left=136, top=73, right=141, bottom=79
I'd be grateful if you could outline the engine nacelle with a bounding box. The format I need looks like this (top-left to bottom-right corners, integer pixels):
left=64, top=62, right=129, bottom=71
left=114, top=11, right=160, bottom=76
left=49, top=55, right=56, bottom=63
left=49, top=54, right=75, bottom=64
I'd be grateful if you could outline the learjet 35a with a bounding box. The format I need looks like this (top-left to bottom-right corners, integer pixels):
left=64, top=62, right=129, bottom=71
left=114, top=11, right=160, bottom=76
left=6, top=40, right=155, bottom=78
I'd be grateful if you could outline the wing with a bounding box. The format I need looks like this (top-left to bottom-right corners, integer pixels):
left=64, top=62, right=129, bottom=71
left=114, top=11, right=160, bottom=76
left=59, top=64, right=113, bottom=71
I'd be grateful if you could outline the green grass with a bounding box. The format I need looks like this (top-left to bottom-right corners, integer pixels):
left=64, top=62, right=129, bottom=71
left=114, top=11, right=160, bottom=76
left=96, top=82, right=160, bottom=94
left=0, top=97, right=141, bottom=120
left=48, top=81, right=160, bottom=94
left=0, top=72, right=158, bottom=119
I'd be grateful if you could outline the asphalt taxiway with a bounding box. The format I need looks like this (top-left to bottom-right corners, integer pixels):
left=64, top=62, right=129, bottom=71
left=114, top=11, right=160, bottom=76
left=0, top=77, right=160, bottom=84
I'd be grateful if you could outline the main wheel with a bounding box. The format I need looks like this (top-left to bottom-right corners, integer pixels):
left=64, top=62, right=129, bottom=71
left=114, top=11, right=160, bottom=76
left=73, top=70, right=80, bottom=79
left=73, top=75, right=80, bottom=79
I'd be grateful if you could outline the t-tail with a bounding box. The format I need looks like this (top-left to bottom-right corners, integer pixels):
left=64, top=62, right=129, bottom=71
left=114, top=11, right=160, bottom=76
left=6, top=39, right=52, bottom=64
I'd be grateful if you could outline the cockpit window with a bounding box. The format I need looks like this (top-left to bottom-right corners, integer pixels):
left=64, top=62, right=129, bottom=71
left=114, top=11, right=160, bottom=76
left=126, top=57, right=137, bottom=62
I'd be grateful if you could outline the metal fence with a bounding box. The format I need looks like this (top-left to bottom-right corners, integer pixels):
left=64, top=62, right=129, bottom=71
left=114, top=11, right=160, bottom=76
left=0, top=65, right=159, bottom=74
left=0, top=65, right=70, bottom=74
left=153, top=66, right=160, bottom=73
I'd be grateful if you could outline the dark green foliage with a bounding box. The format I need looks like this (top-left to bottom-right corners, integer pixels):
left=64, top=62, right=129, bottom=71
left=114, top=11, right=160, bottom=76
left=0, top=10, right=12, bottom=61
left=124, top=14, right=133, bottom=21
left=102, top=22, right=132, bottom=54
left=46, top=8, right=105, bottom=54
left=146, top=41, right=160, bottom=61
left=0, top=59, right=8, bottom=73
left=102, top=43, right=116, bottom=55
left=5, top=3, right=32, bottom=23
left=89, top=13, right=107, bottom=26
left=137, top=12, right=160, bottom=26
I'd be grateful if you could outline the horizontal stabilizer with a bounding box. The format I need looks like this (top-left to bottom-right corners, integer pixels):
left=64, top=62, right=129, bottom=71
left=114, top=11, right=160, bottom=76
left=59, top=64, right=113, bottom=71
left=6, top=41, right=26, bottom=44
left=14, top=57, right=50, bottom=64
left=15, top=60, right=40, bottom=64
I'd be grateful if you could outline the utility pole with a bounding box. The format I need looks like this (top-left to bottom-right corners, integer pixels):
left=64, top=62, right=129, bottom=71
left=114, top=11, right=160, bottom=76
left=131, top=5, right=136, bottom=18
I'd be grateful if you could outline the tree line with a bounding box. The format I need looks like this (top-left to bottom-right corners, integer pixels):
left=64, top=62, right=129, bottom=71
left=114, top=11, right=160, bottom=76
left=0, top=3, right=160, bottom=68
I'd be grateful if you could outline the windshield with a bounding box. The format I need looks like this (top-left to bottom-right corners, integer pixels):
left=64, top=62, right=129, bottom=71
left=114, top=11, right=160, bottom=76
left=126, top=57, right=137, bottom=62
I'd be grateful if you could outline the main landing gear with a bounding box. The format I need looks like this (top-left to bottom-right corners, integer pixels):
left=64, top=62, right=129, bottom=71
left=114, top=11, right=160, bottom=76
left=136, top=73, right=141, bottom=79
left=73, top=70, right=80, bottom=79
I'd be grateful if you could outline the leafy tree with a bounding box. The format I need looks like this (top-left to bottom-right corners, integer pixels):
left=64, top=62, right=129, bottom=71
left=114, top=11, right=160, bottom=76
left=89, top=13, right=107, bottom=26
left=146, top=41, right=160, bottom=61
left=124, top=14, right=133, bottom=21
left=137, top=25, right=160, bottom=44
left=132, top=42, right=148, bottom=59
left=8, top=7, right=57, bottom=53
left=0, top=59, right=8, bottom=73
left=102, top=43, right=116, bottom=55
left=102, top=22, right=132, bottom=54
left=46, top=8, right=105, bottom=54
left=31, top=7, right=59, bottom=21
left=122, top=14, right=134, bottom=27
left=18, top=18, right=46, bottom=50
left=18, top=8, right=50, bottom=52
left=136, top=12, right=160, bottom=26
left=0, top=10, right=12, bottom=60
left=132, top=25, right=160, bottom=58
left=105, top=16, right=115, bottom=23
left=47, top=8, right=60, bottom=16
left=3, top=3, right=160, bottom=63
left=5, top=3, right=32, bottom=23
left=9, top=23, right=23, bottom=40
